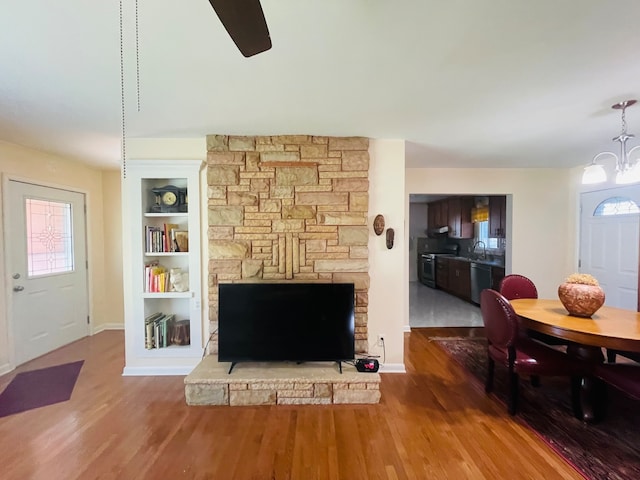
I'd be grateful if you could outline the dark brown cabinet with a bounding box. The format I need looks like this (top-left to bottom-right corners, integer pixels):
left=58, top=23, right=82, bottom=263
left=488, top=196, right=506, bottom=238
left=448, top=259, right=471, bottom=301
left=491, top=266, right=505, bottom=291
left=436, top=257, right=450, bottom=290
left=427, top=199, right=449, bottom=235
left=448, top=196, right=473, bottom=239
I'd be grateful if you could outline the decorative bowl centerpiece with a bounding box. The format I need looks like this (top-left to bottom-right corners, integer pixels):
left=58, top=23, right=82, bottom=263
left=557, top=273, right=605, bottom=318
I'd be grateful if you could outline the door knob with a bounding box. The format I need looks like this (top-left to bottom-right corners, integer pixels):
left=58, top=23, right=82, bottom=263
left=13, top=286, right=24, bottom=292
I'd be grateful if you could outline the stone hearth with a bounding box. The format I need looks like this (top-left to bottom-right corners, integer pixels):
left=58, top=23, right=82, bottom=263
left=185, top=356, right=381, bottom=406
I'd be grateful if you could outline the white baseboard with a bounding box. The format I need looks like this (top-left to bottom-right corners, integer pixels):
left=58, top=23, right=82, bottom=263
left=92, top=323, right=124, bottom=334
left=403, top=325, right=411, bottom=332
left=122, top=366, right=195, bottom=376
left=379, top=363, right=406, bottom=373
left=0, top=362, right=13, bottom=376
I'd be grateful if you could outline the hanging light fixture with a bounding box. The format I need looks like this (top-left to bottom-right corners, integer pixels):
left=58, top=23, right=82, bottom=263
left=582, top=99, right=640, bottom=185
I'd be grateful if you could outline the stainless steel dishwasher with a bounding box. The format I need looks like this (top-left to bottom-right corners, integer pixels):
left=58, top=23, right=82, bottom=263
left=470, top=263, right=492, bottom=304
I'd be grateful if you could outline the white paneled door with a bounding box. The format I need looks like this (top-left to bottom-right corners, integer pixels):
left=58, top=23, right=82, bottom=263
left=7, top=180, right=89, bottom=365
left=580, top=185, right=640, bottom=310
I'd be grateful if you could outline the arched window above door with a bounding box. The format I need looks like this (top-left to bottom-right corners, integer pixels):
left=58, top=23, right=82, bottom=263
left=593, top=196, right=640, bottom=216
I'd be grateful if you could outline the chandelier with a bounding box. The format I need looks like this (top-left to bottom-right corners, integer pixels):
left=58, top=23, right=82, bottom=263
left=582, top=99, right=640, bottom=185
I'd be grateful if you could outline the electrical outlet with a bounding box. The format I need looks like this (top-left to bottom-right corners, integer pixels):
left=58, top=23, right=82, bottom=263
left=377, top=334, right=385, bottom=347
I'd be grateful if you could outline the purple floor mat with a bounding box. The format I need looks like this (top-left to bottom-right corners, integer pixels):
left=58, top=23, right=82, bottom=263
left=0, top=360, right=83, bottom=417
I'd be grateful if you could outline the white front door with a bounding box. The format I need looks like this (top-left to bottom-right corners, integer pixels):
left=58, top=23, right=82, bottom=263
left=580, top=186, right=640, bottom=310
left=7, top=180, right=89, bottom=365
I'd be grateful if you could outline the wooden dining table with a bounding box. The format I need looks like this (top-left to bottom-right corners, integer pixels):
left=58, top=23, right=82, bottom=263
left=510, top=298, right=640, bottom=422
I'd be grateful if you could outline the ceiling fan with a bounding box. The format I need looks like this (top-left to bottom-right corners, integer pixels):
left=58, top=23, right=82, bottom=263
left=207, top=0, right=272, bottom=57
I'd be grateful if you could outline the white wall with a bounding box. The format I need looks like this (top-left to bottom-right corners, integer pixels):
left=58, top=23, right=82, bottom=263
left=0, top=141, right=116, bottom=374
left=368, top=139, right=407, bottom=371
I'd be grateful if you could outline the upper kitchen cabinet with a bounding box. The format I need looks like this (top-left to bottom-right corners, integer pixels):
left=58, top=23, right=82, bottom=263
left=448, top=196, right=473, bottom=239
left=427, top=199, right=449, bottom=235
left=488, top=195, right=507, bottom=238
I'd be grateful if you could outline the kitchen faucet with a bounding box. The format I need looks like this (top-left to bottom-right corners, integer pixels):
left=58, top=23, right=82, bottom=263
left=472, top=240, right=487, bottom=260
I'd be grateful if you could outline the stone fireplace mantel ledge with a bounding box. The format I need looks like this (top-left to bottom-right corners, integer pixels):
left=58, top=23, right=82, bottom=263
left=185, top=355, right=381, bottom=406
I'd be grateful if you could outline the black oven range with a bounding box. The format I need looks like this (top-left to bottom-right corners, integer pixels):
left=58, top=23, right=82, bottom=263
left=418, top=244, right=459, bottom=288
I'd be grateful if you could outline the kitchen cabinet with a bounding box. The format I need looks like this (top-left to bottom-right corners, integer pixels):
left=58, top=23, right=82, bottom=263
left=448, top=259, right=471, bottom=301
left=488, top=196, right=506, bottom=238
left=436, top=257, right=450, bottom=290
left=448, top=196, right=473, bottom=239
left=427, top=199, right=449, bottom=235
left=491, top=266, right=505, bottom=291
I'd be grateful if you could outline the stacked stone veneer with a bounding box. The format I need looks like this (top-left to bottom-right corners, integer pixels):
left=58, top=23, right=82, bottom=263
left=185, top=357, right=381, bottom=406
left=206, top=134, right=370, bottom=353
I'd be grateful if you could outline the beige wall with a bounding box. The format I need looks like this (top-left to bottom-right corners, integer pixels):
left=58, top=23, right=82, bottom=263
left=369, top=140, right=407, bottom=370
left=103, top=170, right=124, bottom=329
left=0, top=140, right=121, bottom=374
left=405, top=167, right=578, bottom=300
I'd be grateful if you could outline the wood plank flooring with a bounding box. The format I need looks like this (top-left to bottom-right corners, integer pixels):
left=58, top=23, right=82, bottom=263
left=0, top=329, right=585, bottom=480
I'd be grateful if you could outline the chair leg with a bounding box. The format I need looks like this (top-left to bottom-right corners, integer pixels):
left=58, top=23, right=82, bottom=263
left=508, top=369, right=519, bottom=415
left=485, top=356, right=495, bottom=393
left=606, top=349, right=617, bottom=363
left=530, top=375, right=541, bottom=388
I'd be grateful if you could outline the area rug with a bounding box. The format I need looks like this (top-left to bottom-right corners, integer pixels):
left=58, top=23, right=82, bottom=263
left=433, top=338, right=640, bottom=480
left=0, top=360, right=83, bottom=418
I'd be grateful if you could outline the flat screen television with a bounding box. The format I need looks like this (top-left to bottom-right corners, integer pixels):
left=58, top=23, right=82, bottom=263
left=218, top=282, right=355, bottom=372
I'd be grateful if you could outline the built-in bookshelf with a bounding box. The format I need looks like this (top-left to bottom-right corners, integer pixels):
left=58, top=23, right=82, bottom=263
left=122, top=160, right=204, bottom=376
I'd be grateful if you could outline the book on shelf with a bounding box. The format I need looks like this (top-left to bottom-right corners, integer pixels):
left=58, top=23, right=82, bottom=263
left=145, top=223, right=184, bottom=253
left=174, top=230, right=189, bottom=253
left=164, top=223, right=179, bottom=252
left=144, top=312, right=176, bottom=349
left=144, top=262, right=170, bottom=292
left=144, top=312, right=163, bottom=349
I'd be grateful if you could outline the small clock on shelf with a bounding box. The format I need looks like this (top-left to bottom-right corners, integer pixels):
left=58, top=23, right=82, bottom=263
left=149, top=185, right=188, bottom=213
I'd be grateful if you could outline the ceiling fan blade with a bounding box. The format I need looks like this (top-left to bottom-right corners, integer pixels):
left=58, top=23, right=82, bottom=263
left=207, top=0, right=272, bottom=57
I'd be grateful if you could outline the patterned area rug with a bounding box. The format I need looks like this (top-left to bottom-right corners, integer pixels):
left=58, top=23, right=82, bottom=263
left=433, top=338, right=640, bottom=480
left=0, top=360, right=83, bottom=417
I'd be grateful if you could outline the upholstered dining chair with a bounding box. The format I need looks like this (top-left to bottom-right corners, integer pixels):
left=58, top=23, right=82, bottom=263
left=498, top=274, right=538, bottom=300
left=605, top=349, right=640, bottom=364
left=480, top=289, right=586, bottom=415
left=595, top=363, right=640, bottom=401
left=499, top=274, right=566, bottom=348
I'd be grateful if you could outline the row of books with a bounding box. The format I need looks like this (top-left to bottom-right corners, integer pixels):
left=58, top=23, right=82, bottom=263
left=144, top=262, right=169, bottom=293
left=145, top=224, right=188, bottom=253
left=145, top=312, right=175, bottom=349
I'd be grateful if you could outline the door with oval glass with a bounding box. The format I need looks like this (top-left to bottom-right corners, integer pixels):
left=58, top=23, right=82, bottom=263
left=7, top=180, right=89, bottom=365
left=580, top=185, right=640, bottom=311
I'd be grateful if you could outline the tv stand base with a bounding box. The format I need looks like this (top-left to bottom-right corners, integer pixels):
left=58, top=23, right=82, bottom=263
left=228, top=362, right=236, bottom=375
left=186, top=356, right=381, bottom=406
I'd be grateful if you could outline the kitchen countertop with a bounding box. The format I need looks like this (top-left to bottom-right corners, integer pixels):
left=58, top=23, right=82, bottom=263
left=449, top=256, right=505, bottom=268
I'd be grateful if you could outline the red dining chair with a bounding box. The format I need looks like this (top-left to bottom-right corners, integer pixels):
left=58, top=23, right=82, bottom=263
left=498, top=274, right=538, bottom=300
left=605, top=348, right=640, bottom=364
left=480, top=289, right=585, bottom=415
left=499, top=274, right=567, bottom=348
left=595, top=363, right=640, bottom=401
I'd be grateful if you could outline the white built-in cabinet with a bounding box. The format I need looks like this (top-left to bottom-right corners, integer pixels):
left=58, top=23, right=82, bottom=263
left=122, top=159, right=204, bottom=375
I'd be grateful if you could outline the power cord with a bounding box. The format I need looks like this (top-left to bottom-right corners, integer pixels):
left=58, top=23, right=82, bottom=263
left=202, top=328, right=218, bottom=359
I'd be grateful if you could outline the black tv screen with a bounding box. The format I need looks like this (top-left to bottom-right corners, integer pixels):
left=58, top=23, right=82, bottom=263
left=218, top=283, right=355, bottom=364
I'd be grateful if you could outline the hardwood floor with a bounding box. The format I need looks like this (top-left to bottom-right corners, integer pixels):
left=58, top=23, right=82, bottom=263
left=0, top=329, right=584, bottom=480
